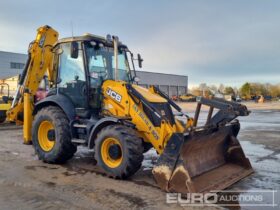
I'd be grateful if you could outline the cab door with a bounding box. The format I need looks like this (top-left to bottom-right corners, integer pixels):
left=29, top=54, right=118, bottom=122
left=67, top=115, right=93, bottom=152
left=56, top=42, right=88, bottom=109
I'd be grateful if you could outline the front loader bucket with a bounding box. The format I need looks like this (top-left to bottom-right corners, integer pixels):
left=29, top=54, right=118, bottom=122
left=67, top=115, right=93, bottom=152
left=153, top=121, right=253, bottom=194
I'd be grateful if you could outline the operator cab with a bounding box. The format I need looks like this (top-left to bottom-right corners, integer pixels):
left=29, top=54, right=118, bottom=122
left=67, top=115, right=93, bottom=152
left=51, top=34, right=142, bottom=118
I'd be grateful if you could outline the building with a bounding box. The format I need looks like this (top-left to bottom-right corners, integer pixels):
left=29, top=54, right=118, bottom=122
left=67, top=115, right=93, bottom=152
left=0, top=51, right=27, bottom=79
left=136, top=71, right=188, bottom=97
left=0, top=51, right=27, bottom=96
left=0, top=51, right=188, bottom=97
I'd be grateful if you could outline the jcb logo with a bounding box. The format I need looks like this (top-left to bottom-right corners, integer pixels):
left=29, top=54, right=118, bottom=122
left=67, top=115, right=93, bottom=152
left=106, top=88, right=122, bottom=103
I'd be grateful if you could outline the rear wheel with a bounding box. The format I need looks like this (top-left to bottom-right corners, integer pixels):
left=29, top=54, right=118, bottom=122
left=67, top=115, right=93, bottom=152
left=94, top=124, right=144, bottom=179
left=32, top=106, right=77, bottom=163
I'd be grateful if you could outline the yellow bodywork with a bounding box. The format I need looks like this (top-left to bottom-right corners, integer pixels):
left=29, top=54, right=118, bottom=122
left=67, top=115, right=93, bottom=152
left=0, top=94, right=12, bottom=123
left=102, top=80, right=186, bottom=154
left=0, top=103, right=11, bottom=111
left=132, top=85, right=166, bottom=103
left=6, top=26, right=58, bottom=144
left=0, top=82, right=13, bottom=122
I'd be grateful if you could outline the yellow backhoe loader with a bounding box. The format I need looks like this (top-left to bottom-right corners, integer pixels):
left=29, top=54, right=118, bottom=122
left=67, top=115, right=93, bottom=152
left=0, top=83, right=13, bottom=123
left=7, top=25, right=253, bottom=194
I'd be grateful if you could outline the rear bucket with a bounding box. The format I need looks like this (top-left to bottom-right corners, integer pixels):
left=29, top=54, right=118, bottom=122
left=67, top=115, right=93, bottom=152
left=152, top=121, right=253, bottom=194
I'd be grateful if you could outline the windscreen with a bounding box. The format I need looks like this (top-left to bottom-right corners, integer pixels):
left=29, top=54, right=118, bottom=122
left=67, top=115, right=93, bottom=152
left=85, top=43, right=131, bottom=85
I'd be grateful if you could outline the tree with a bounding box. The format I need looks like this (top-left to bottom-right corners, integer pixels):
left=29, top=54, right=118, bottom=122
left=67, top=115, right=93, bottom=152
left=250, top=83, right=267, bottom=96
left=191, top=87, right=202, bottom=96
left=270, top=84, right=280, bottom=98
left=191, top=85, right=212, bottom=97
left=240, top=82, right=251, bottom=99
left=224, top=86, right=235, bottom=96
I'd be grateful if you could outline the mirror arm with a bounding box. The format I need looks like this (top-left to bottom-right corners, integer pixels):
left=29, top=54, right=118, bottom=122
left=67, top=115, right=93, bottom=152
left=129, top=51, right=137, bottom=83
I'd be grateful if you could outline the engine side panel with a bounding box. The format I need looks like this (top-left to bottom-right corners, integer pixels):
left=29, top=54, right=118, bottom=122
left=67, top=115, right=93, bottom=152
left=101, top=80, right=184, bottom=153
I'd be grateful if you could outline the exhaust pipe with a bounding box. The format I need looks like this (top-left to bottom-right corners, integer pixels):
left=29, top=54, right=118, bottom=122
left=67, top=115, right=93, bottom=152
left=113, top=36, right=119, bottom=81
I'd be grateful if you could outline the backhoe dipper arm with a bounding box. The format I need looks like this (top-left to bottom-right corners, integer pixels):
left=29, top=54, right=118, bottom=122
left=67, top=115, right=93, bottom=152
left=7, top=25, right=58, bottom=144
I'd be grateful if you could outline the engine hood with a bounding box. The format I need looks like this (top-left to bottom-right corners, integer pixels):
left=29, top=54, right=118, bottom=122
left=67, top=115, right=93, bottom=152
left=132, top=85, right=167, bottom=103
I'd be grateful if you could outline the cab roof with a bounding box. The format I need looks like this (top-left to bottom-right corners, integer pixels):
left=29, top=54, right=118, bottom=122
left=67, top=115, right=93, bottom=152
left=55, top=33, right=127, bottom=48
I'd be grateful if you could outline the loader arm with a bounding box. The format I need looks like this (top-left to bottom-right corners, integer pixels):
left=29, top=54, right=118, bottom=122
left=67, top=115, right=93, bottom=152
left=7, top=25, right=58, bottom=144
left=102, top=80, right=253, bottom=194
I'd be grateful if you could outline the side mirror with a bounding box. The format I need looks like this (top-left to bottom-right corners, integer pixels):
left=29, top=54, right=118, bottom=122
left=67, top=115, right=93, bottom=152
left=137, top=54, right=143, bottom=68
left=70, top=41, right=79, bottom=59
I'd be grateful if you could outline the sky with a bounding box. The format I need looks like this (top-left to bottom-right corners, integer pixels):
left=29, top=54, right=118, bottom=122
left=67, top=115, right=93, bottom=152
left=0, top=0, right=279, bottom=87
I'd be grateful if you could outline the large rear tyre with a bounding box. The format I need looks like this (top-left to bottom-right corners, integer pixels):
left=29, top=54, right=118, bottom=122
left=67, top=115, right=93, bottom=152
left=32, top=106, right=77, bottom=163
left=94, top=124, right=144, bottom=179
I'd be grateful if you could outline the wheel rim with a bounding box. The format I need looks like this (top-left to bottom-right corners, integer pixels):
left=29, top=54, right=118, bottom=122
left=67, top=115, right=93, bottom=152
left=101, top=137, right=123, bottom=168
left=38, top=120, right=55, bottom=152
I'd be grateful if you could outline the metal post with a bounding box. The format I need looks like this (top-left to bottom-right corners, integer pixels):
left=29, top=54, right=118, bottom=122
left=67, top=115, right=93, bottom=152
left=167, top=85, right=170, bottom=97
left=206, top=106, right=214, bottom=125
left=193, top=103, right=201, bottom=127
left=113, top=36, right=119, bottom=81
left=23, top=92, right=33, bottom=144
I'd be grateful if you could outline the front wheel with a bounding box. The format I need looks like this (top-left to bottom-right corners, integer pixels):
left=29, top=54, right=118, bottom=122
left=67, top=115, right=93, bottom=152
left=94, top=124, right=144, bottom=179
left=32, top=106, right=77, bottom=163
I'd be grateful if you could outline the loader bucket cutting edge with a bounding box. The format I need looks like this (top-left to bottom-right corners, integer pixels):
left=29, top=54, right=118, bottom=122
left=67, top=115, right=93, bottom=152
left=152, top=121, right=253, bottom=194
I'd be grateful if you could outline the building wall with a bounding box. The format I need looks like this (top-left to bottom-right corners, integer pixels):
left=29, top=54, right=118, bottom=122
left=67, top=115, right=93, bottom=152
left=0, top=51, right=28, bottom=79
left=136, top=70, right=188, bottom=97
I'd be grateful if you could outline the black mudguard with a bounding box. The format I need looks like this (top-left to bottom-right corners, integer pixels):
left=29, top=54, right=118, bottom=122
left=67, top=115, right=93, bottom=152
left=33, top=94, right=76, bottom=121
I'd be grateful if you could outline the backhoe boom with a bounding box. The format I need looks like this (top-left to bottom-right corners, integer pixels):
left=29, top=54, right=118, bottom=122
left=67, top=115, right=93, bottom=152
left=7, top=25, right=58, bottom=144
